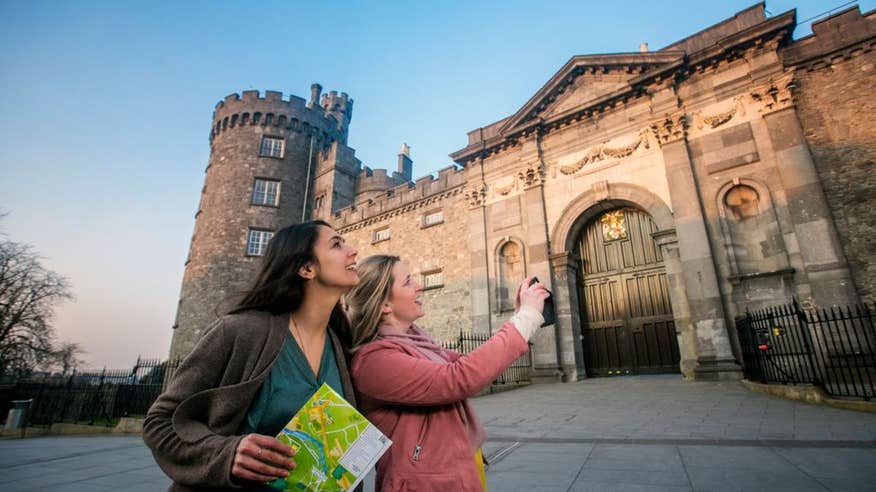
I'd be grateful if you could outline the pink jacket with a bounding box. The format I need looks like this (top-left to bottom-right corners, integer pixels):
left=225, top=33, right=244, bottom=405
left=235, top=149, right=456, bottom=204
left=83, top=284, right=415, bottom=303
left=350, top=323, right=529, bottom=492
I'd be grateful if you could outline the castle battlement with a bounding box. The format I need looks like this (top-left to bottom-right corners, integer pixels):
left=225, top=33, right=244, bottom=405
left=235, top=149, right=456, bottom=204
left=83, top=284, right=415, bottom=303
left=333, top=164, right=466, bottom=229
left=210, top=86, right=352, bottom=144
left=320, top=90, right=353, bottom=110
left=781, top=5, right=875, bottom=69
left=215, top=90, right=310, bottom=110
left=356, top=166, right=405, bottom=193
left=320, top=90, right=353, bottom=136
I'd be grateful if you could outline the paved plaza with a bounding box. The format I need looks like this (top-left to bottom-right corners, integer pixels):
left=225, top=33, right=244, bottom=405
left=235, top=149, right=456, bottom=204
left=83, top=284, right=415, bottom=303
left=2, top=375, right=875, bottom=491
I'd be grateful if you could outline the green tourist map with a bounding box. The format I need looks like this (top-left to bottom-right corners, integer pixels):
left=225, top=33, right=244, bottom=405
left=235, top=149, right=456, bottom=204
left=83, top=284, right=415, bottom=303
left=267, top=383, right=391, bottom=492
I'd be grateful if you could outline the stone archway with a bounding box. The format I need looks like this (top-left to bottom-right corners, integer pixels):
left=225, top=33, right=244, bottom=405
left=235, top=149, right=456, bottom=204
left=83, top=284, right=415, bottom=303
left=547, top=183, right=694, bottom=380
left=552, top=183, right=675, bottom=254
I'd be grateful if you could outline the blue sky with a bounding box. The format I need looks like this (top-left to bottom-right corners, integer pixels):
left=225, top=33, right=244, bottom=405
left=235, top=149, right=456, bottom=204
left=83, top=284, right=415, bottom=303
left=0, top=0, right=864, bottom=368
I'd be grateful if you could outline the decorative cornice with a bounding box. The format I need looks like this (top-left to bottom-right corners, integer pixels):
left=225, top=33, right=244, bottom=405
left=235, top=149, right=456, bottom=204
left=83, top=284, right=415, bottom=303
left=518, top=163, right=545, bottom=189
left=749, top=69, right=796, bottom=115
left=650, top=112, right=689, bottom=146
left=493, top=179, right=517, bottom=197
left=702, top=104, right=738, bottom=128
left=464, top=182, right=487, bottom=208
left=797, top=39, right=876, bottom=72
left=687, top=96, right=747, bottom=137
left=558, top=130, right=651, bottom=175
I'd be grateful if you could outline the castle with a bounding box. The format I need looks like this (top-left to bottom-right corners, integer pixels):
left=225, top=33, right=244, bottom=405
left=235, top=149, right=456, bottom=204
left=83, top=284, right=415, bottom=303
left=170, top=4, right=876, bottom=382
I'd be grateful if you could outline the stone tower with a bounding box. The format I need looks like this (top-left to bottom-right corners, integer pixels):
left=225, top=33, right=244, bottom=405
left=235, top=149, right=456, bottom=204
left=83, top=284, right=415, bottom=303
left=169, top=85, right=359, bottom=360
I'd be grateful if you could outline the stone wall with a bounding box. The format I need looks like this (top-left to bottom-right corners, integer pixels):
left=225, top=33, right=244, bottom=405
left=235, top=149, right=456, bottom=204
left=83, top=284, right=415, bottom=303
left=333, top=167, right=470, bottom=342
left=784, top=7, right=876, bottom=303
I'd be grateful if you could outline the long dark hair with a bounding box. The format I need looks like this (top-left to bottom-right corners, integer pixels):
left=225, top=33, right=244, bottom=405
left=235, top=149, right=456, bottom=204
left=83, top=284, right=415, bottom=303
left=229, top=220, right=352, bottom=347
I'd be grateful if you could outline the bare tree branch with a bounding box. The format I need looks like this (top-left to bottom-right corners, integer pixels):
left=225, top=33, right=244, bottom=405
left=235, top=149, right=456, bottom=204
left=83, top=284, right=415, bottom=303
left=0, top=237, right=73, bottom=378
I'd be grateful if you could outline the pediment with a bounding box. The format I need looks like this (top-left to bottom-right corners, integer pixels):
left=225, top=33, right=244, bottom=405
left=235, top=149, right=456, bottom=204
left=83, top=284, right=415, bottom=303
left=500, top=52, right=684, bottom=134
left=539, top=75, right=629, bottom=119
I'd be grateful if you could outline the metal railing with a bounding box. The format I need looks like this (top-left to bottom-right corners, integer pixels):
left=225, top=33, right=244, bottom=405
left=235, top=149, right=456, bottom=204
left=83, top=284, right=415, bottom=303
left=736, top=299, right=876, bottom=400
left=442, top=331, right=532, bottom=386
left=0, top=329, right=538, bottom=428
left=0, top=357, right=180, bottom=427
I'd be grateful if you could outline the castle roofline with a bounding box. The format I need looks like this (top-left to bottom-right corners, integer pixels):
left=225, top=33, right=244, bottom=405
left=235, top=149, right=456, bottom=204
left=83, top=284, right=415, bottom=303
left=660, top=2, right=766, bottom=53
left=450, top=3, right=795, bottom=165
left=333, top=164, right=466, bottom=231
left=781, top=5, right=876, bottom=67
left=495, top=51, right=684, bottom=137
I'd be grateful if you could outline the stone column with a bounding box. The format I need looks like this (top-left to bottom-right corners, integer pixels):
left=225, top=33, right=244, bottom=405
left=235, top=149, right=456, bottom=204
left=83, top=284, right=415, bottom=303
left=652, top=114, right=742, bottom=380
left=465, top=175, right=491, bottom=334
left=756, top=74, right=858, bottom=307
left=549, top=252, right=586, bottom=381
left=652, top=229, right=697, bottom=379
left=519, top=162, right=563, bottom=382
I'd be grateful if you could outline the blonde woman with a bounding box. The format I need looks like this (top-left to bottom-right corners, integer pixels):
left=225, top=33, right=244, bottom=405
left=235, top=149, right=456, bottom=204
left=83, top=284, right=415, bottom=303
left=345, top=254, right=549, bottom=492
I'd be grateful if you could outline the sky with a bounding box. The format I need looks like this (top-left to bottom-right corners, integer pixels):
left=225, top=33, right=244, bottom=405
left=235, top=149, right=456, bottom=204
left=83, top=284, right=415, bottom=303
left=0, top=0, right=866, bottom=369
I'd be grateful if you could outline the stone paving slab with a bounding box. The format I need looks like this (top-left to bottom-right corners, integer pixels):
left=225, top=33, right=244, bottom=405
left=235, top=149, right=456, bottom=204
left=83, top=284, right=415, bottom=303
left=474, top=375, right=876, bottom=442
left=2, top=375, right=875, bottom=491
left=0, top=436, right=170, bottom=491
left=484, top=442, right=876, bottom=492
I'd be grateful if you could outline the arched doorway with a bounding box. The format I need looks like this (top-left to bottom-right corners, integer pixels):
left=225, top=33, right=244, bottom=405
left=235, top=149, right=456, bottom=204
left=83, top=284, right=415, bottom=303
left=574, top=206, right=680, bottom=376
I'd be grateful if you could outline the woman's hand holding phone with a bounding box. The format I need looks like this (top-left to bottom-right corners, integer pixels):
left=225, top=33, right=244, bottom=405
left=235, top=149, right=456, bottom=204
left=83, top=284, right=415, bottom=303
left=515, top=276, right=550, bottom=314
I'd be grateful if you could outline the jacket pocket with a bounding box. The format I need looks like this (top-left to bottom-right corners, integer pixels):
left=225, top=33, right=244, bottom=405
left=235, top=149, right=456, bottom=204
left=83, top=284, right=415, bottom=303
left=391, top=473, right=466, bottom=492
left=411, top=413, right=430, bottom=462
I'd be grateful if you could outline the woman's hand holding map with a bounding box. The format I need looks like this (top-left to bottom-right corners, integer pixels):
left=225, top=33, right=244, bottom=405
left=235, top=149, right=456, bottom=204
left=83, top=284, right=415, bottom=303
left=232, top=433, right=297, bottom=483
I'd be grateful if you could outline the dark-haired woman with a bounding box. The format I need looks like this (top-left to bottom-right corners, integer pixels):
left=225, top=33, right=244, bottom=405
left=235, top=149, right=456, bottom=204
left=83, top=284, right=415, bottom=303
left=144, top=220, right=360, bottom=491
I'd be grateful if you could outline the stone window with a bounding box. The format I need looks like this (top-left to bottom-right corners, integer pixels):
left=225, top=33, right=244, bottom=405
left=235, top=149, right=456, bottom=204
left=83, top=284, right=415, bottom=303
left=498, top=241, right=525, bottom=311
left=724, top=185, right=760, bottom=220
left=422, top=270, right=444, bottom=290
left=259, top=136, right=284, bottom=158
left=314, top=194, right=325, bottom=210
left=422, top=210, right=444, bottom=228
left=372, top=227, right=391, bottom=243
left=251, top=178, right=280, bottom=207
left=246, top=229, right=274, bottom=256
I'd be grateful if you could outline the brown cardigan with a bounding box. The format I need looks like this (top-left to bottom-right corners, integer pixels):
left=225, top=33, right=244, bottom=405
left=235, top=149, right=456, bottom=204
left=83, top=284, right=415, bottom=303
left=143, top=310, right=357, bottom=491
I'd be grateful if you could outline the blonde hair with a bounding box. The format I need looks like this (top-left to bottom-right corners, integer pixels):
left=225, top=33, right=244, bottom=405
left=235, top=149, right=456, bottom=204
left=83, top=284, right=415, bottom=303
left=345, top=254, right=400, bottom=351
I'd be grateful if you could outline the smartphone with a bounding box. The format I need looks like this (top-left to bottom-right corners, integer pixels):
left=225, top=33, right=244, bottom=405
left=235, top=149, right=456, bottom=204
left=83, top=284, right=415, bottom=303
left=528, top=277, right=556, bottom=327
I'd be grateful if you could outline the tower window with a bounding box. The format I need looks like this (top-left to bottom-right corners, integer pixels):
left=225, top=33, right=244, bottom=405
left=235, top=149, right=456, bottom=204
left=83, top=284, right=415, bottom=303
left=314, top=194, right=325, bottom=210
left=372, top=227, right=391, bottom=243
left=259, top=136, right=284, bottom=158
left=422, top=210, right=444, bottom=228
left=246, top=229, right=274, bottom=256
left=252, top=178, right=280, bottom=206
left=422, top=270, right=444, bottom=290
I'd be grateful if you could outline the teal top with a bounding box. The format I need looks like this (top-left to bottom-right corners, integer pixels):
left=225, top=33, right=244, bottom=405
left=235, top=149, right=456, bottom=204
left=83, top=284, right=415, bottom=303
left=240, top=330, right=344, bottom=436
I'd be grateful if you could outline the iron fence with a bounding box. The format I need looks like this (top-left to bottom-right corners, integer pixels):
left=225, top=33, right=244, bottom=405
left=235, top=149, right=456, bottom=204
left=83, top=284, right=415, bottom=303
left=736, top=299, right=876, bottom=400
left=442, top=331, right=532, bottom=386
left=0, top=357, right=180, bottom=427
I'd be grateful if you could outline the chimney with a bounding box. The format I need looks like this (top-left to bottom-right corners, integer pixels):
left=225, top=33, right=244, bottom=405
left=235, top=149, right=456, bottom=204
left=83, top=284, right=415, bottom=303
left=308, top=83, right=322, bottom=108
left=639, top=43, right=649, bottom=53
left=398, top=143, right=412, bottom=182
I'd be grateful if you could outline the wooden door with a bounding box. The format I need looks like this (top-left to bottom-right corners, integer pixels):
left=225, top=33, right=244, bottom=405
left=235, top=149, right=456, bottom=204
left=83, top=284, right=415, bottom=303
left=576, top=207, right=680, bottom=376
